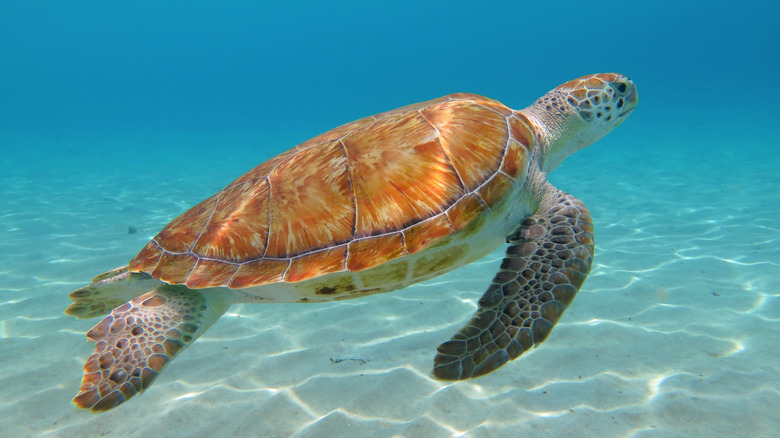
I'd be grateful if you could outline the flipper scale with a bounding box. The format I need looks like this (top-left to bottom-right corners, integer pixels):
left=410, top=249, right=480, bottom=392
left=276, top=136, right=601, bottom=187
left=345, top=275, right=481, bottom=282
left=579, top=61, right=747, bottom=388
left=73, top=285, right=231, bottom=411
left=433, top=187, right=594, bottom=380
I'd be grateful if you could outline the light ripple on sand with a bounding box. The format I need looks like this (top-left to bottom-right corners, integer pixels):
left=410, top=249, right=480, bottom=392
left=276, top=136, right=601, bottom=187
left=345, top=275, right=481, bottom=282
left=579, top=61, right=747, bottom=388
left=3, top=133, right=780, bottom=436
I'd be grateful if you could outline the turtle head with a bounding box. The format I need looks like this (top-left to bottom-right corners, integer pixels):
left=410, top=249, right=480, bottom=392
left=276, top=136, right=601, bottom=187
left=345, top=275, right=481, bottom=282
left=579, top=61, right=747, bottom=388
left=522, top=73, right=638, bottom=172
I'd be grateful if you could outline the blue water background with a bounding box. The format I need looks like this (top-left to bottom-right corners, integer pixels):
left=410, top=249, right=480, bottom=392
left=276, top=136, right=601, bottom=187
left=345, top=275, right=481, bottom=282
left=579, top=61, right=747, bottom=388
left=2, top=0, right=777, bottom=170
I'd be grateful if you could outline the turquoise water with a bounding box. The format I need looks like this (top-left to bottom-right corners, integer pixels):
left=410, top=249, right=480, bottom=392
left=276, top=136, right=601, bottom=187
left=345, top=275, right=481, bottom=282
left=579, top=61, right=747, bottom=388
left=1, top=1, right=778, bottom=437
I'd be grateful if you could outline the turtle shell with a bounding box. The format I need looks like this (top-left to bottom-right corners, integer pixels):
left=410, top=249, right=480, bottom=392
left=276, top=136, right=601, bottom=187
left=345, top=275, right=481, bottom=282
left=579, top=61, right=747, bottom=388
left=128, top=93, right=536, bottom=289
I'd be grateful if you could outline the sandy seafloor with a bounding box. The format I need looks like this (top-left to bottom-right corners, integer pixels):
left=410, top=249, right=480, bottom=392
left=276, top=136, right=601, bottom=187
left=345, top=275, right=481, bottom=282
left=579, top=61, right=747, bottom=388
left=1, top=105, right=779, bottom=438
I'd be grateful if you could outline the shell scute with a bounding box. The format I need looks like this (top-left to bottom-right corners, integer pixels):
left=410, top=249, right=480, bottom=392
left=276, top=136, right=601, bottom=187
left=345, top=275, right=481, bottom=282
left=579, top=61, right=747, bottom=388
left=371, top=96, right=450, bottom=119
left=446, top=193, right=488, bottom=232
left=228, top=259, right=288, bottom=289
left=266, top=140, right=354, bottom=258
left=500, top=139, right=527, bottom=179
left=129, top=241, right=163, bottom=273
left=403, top=215, right=454, bottom=255
left=191, top=180, right=270, bottom=262
left=154, top=197, right=217, bottom=253
left=509, top=115, right=535, bottom=150
left=445, top=93, right=513, bottom=116
left=343, top=110, right=463, bottom=237
left=151, top=252, right=197, bottom=284
left=185, top=259, right=239, bottom=289
left=477, top=173, right=515, bottom=209
left=420, top=100, right=508, bottom=191
left=286, top=246, right=347, bottom=283
left=347, top=233, right=405, bottom=272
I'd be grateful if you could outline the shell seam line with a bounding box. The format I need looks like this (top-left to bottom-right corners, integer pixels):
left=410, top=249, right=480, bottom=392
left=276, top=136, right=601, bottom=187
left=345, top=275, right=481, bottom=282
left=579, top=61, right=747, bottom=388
left=182, top=253, right=200, bottom=285
left=339, top=139, right=359, bottom=247
left=280, top=258, right=292, bottom=282
left=147, top=240, right=165, bottom=273
left=261, top=176, right=272, bottom=258
left=188, top=193, right=223, bottom=253
left=417, top=109, right=467, bottom=193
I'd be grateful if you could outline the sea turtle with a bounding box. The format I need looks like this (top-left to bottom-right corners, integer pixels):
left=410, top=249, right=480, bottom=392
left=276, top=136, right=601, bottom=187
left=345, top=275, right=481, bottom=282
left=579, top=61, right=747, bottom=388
left=67, top=73, right=637, bottom=412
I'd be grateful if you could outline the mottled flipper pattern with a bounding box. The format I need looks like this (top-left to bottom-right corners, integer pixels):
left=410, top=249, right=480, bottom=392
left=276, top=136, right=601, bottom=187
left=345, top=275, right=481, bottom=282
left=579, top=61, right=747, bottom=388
left=66, top=267, right=164, bottom=319
left=73, top=285, right=232, bottom=411
left=433, top=187, right=594, bottom=380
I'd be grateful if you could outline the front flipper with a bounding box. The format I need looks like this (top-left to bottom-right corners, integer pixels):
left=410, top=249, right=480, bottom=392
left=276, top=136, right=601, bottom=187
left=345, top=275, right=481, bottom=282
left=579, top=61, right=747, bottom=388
left=433, top=188, right=594, bottom=380
left=73, top=285, right=232, bottom=412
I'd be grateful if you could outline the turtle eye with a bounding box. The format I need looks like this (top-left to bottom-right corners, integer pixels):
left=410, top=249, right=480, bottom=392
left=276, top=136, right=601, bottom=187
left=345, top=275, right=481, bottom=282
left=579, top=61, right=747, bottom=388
left=614, top=81, right=628, bottom=94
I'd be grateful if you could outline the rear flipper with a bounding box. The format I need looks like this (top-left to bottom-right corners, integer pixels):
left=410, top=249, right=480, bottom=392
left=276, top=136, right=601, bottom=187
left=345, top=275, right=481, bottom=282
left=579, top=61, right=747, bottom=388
left=73, top=285, right=232, bottom=412
left=65, top=266, right=164, bottom=319
left=433, top=188, right=594, bottom=380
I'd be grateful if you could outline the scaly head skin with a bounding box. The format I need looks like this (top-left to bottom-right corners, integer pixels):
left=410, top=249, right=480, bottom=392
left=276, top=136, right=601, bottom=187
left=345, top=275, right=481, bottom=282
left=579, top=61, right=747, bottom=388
left=520, top=73, right=638, bottom=173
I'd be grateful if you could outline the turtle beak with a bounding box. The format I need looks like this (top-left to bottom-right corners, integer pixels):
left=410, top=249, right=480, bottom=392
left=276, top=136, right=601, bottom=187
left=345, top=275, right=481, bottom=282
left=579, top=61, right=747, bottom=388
left=624, top=81, right=638, bottom=108
left=618, top=78, right=638, bottom=118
